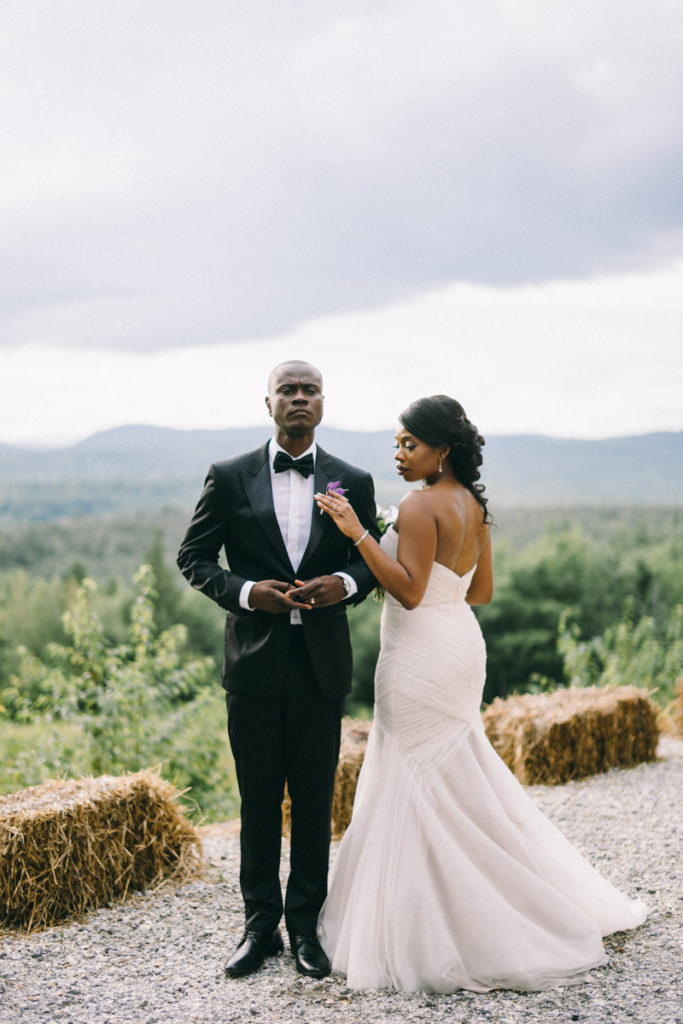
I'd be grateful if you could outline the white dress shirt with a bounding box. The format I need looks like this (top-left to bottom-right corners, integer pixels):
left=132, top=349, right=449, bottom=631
left=239, top=438, right=356, bottom=622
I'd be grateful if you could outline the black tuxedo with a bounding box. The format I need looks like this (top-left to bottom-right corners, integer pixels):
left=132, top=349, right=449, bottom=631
left=177, top=441, right=380, bottom=935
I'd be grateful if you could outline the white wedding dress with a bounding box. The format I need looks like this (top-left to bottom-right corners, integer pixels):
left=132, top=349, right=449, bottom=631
left=318, top=528, right=646, bottom=993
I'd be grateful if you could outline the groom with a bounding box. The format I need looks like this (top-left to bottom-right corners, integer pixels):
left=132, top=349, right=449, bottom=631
left=177, top=360, right=379, bottom=979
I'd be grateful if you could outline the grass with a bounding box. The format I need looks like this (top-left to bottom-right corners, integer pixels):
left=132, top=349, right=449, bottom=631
left=0, top=707, right=240, bottom=824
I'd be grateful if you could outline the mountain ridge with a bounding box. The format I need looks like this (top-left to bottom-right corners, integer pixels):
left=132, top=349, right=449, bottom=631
left=1, top=426, right=681, bottom=518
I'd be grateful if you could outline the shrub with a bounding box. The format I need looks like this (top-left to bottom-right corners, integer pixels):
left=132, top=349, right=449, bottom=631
left=557, top=601, right=683, bottom=704
left=1, top=566, right=237, bottom=820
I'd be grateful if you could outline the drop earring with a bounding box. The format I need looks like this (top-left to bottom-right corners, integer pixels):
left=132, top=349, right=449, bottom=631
left=438, top=453, right=443, bottom=473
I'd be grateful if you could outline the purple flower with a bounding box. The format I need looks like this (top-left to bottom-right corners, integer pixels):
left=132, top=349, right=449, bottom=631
left=318, top=480, right=348, bottom=514
left=326, top=481, right=347, bottom=498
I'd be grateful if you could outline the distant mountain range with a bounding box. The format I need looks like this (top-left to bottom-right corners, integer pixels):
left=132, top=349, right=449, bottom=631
left=1, top=425, right=682, bottom=522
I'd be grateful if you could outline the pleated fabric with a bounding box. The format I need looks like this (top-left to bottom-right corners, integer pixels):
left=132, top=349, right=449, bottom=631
left=318, top=529, right=646, bottom=993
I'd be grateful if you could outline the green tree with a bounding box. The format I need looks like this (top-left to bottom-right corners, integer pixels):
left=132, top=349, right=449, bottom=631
left=142, top=529, right=184, bottom=634
left=141, top=526, right=226, bottom=666
left=0, top=572, right=69, bottom=705
left=477, top=527, right=649, bottom=701
left=3, top=565, right=236, bottom=817
left=557, top=601, right=683, bottom=703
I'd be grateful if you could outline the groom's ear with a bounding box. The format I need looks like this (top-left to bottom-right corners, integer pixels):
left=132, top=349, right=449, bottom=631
left=265, top=396, right=272, bottom=417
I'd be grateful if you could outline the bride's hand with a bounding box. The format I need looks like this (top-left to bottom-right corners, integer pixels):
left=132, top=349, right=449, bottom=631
left=315, top=492, right=365, bottom=541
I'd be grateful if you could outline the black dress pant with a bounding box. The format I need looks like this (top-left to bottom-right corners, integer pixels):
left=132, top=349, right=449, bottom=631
left=226, top=627, right=344, bottom=936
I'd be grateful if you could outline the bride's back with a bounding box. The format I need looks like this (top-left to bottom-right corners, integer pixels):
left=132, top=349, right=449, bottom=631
left=429, top=480, right=490, bottom=577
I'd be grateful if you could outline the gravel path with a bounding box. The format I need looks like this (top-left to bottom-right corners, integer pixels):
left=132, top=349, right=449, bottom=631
left=2, top=738, right=681, bottom=1024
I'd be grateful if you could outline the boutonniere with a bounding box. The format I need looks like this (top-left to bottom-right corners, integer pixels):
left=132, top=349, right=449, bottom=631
left=319, top=480, right=347, bottom=513
left=327, top=480, right=347, bottom=498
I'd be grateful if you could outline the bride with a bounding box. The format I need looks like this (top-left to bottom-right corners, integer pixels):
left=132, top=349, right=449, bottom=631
left=314, top=395, right=646, bottom=993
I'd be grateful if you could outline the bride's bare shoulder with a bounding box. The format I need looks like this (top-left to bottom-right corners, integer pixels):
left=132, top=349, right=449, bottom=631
left=393, top=488, right=438, bottom=529
left=399, top=488, right=427, bottom=506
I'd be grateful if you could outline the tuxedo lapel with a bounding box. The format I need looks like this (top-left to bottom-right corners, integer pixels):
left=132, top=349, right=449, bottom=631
left=299, top=446, right=339, bottom=568
left=239, top=445, right=292, bottom=574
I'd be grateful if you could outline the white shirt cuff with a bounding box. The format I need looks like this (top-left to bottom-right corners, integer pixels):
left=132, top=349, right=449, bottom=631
left=239, top=580, right=256, bottom=611
left=334, top=571, right=357, bottom=600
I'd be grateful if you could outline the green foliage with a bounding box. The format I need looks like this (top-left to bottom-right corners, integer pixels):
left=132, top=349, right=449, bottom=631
left=347, top=599, right=382, bottom=712
left=0, top=720, right=90, bottom=793
left=1, top=566, right=237, bottom=820
left=476, top=520, right=682, bottom=702
left=142, top=528, right=185, bottom=633
left=143, top=529, right=226, bottom=665
left=3, top=505, right=680, bottom=585
left=2, top=506, right=682, bottom=754
left=0, top=506, right=193, bottom=582
left=0, top=528, right=226, bottom=698
left=0, top=573, right=69, bottom=702
left=557, top=602, right=683, bottom=702
left=0, top=477, right=200, bottom=524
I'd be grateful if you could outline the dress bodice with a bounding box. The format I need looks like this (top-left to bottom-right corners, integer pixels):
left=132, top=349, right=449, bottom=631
left=380, top=526, right=475, bottom=608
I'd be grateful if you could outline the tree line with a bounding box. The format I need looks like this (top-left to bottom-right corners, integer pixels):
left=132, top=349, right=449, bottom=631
left=1, top=507, right=681, bottom=817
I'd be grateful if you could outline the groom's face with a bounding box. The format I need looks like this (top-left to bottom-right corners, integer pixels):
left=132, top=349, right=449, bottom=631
left=266, top=363, right=324, bottom=438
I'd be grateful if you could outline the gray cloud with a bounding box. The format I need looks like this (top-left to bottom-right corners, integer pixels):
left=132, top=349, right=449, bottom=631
left=1, top=0, right=682, bottom=351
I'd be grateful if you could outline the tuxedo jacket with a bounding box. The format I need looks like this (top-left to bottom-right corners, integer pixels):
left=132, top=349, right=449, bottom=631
left=177, top=442, right=380, bottom=698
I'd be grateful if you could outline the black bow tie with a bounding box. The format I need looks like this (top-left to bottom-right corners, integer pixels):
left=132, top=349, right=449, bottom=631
left=273, top=451, right=315, bottom=478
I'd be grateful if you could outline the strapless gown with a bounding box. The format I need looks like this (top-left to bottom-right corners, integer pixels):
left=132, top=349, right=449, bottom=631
left=318, top=528, right=646, bottom=992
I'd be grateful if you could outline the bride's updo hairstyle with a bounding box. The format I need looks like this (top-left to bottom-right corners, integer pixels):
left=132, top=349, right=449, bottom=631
left=399, top=395, right=491, bottom=523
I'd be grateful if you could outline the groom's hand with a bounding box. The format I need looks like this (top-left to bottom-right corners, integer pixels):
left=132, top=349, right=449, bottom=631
left=288, top=575, right=346, bottom=608
left=248, top=580, right=303, bottom=614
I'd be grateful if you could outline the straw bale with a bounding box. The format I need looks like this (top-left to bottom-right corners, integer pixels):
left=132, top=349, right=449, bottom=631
left=671, top=676, right=683, bottom=736
left=282, top=717, right=372, bottom=839
left=0, top=768, right=201, bottom=932
left=481, top=686, right=660, bottom=785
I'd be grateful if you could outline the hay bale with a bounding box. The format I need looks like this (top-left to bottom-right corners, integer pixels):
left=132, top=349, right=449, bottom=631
left=0, top=768, right=201, bottom=932
left=656, top=675, right=683, bottom=737
left=482, top=686, right=660, bottom=785
left=672, top=676, right=683, bottom=737
left=330, top=719, right=372, bottom=838
left=282, top=718, right=371, bottom=839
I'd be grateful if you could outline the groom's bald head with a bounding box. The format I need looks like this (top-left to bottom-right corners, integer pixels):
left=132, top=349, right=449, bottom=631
left=267, top=360, right=323, bottom=393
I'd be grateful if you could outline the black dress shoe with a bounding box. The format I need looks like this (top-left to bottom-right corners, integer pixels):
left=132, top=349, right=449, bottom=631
left=224, top=928, right=284, bottom=977
left=289, top=933, right=331, bottom=978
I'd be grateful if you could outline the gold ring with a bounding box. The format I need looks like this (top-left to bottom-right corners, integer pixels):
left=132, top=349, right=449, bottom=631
left=310, top=597, right=316, bottom=605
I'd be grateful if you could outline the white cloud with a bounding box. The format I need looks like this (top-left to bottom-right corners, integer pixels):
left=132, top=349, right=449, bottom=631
left=0, top=0, right=682, bottom=352
left=2, top=262, right=681, bottom=445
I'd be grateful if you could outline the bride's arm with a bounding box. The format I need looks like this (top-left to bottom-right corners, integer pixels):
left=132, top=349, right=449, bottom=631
left=315, top=490, right=436, bottom=610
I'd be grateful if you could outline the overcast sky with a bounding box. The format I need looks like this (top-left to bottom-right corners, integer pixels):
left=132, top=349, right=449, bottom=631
left=1, top=0, right=682, bottom=446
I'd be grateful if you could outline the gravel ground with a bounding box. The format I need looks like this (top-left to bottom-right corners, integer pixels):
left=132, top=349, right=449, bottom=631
left=1, top=738, right=681, bottom=1024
